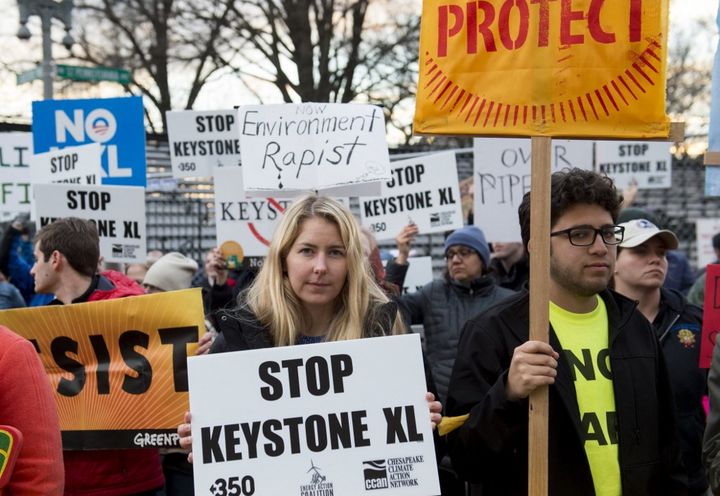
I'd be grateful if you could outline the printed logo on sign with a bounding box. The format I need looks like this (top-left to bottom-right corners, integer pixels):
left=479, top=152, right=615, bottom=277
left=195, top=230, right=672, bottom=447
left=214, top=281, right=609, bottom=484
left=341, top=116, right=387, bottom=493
left=429, top=211, right=455, bottom=228
left=112, top=243, right=140, bottom=259
left=363, top=460, right=389, bottom=491
left=299, top=460, right=334, bottom=496
left=386, top=455, right=425, bottom=489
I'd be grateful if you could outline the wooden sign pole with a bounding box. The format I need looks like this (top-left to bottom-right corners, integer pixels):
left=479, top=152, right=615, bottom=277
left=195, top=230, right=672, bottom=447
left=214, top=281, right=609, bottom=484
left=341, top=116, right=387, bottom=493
left=528, top=136, right=552, bottom=496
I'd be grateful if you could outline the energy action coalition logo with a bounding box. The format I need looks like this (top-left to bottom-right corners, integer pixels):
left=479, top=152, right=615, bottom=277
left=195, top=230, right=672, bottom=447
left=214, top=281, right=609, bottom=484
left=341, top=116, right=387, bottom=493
left=364, top=456, right=424, bottom=490
left=299, top=460, right=334, bottom=496
left=363, top=460, right=389, bottom=490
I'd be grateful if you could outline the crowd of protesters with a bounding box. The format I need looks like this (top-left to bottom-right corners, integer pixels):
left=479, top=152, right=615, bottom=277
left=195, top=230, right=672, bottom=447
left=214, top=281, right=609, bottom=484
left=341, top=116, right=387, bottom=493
left=4, top=168, right=720, bottom=495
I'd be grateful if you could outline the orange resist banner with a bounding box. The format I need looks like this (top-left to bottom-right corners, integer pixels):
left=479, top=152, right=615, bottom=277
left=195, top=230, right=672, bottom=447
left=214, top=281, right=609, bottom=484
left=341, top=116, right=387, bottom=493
left=414, top=0, right=669, bottom=138
left=0, top=289, right=204, bottom=450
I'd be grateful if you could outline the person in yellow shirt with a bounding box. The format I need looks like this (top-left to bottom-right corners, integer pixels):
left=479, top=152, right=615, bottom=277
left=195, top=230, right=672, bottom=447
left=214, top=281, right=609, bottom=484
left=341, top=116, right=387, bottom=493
left=445, top=168, right=686, bottom=495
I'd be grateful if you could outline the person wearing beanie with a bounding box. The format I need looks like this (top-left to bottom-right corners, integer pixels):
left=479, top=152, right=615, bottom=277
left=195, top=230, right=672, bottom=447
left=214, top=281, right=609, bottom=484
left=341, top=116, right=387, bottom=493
left=142, top=252, right=199, bottom=293
left=384, top=223, right=514, bottom=494
left=611, top=219, right=708, bottom=495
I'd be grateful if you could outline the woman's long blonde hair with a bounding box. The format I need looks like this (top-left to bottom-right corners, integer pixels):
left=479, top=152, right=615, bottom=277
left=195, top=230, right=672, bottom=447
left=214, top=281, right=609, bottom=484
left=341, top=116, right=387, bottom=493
left=244, top=194, right=402, bottom=346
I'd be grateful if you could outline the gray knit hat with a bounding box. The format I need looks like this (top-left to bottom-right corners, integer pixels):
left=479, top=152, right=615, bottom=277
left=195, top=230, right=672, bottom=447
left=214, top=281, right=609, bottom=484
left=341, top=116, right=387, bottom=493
left=444, top=226, right=491, bottom=267
left=143, top=252, right=198, bottom=291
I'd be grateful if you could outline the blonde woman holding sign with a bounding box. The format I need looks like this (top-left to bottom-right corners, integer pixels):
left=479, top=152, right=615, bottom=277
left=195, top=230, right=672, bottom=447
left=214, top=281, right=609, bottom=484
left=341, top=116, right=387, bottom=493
left=178, top=194, right=442, bottom=458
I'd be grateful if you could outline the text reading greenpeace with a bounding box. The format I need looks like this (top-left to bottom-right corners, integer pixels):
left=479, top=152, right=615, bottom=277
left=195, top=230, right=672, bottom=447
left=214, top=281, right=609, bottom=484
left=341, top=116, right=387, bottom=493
left=200, top=354, right=424, bottom=464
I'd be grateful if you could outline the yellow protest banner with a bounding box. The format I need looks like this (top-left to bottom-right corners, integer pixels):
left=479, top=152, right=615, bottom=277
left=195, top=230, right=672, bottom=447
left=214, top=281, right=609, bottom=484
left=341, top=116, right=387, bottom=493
left=414, top=0, right=669, bottom=138
left=0, top=288, right=204, bottom=450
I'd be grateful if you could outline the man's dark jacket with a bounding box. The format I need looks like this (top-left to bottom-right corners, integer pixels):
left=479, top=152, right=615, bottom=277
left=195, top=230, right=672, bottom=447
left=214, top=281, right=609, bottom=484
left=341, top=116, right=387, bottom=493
left=446, top=289, right=687, bottom=495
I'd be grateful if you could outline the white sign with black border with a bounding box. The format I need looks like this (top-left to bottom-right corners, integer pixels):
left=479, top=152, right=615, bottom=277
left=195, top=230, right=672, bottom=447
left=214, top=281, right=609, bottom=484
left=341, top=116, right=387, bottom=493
left=167, top=110, right=242, bottom=178
left=33, top=183, right=146, bottom=263
left=238, top=102, right=390, bottom=197
left=359, top=152, right=464, bottom=241
left=188, top=333, right=440, bottom=495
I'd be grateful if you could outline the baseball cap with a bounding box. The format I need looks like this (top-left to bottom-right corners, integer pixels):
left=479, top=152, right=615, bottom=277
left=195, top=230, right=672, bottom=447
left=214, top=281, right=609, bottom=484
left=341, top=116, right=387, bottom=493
left=618, top=219, right=678, bottom=250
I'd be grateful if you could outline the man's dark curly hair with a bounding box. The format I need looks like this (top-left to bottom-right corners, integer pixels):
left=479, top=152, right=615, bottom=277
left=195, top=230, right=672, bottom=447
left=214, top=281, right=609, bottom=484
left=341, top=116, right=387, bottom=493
left=518, top=168, right=622, bottom=253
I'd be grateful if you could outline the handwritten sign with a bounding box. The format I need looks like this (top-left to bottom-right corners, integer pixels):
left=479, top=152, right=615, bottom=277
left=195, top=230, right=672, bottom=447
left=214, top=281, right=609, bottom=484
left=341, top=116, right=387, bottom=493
left=30, top=143, right=102, bottom=185
left=359, top=152, right=464, bottom=241
left=33, top=183, right=146, bottom=263
left=595, top=141, right=671, bottom=189
left=473, top=138, right=592, bottom=241
left=188, top=334, right=440, bottom=495
left=701, top=265, right=720, bottom=368
left=0, top=132, right=32, bottom=220
left=167, top=110, right=241, bottom=178
left=414, top=0, right=669, bottom=137
left=238, top=103, right=390, bottom=196
left=0, top=289, right=204, bottom=449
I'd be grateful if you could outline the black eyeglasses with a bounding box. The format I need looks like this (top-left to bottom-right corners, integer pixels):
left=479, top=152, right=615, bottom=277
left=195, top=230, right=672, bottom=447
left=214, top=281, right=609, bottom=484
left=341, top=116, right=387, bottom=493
left=550, top=225, right=625, bottom=247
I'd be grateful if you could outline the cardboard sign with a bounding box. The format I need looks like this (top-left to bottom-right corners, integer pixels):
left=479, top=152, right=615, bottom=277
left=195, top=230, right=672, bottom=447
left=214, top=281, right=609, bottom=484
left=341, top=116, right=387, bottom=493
left=359, top=152, right=464, bottom=241
left=33, top=183, right=146, bottom=263
left=213, top=166, right=293, bottom=270
left=32, top=96, right=147, bottom=187
left=414, top=0, right=669, bottom=138
left=0, top=133, right=32, bottom=220
left=30, top=143, right=103, bottom=185
left=473, top=138, right=592, bottom=242
left=0, top=289, right=205, bottom=449
left=701, top=265, right=720, bottom=368
left=167, top=110, right=242, bottom=178
left=397, top=257, right=434, bottom=295
left=188, top=333, right=440, bottom=495
left=696, top=219, right=720, bottom=269
left=238, top=103, right=390, bottom=196
left=595, top=141, right=671, bottom=189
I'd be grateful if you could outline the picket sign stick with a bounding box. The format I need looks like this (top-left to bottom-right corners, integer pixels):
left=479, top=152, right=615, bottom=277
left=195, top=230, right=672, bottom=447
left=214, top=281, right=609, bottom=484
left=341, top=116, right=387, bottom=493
left=528, top=136, right=552, bottom=496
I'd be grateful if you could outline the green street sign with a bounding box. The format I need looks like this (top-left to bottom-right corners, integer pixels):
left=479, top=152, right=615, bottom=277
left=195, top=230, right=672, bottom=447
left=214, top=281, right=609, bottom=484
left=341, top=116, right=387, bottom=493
left=56, top=64, right=130, bottom=84
left=16, top=66, right=42, bottom=85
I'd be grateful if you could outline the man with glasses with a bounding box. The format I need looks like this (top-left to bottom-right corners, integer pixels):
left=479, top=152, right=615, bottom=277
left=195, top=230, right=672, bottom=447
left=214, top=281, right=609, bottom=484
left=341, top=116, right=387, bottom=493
left=445, top=168, right=686, bottom=495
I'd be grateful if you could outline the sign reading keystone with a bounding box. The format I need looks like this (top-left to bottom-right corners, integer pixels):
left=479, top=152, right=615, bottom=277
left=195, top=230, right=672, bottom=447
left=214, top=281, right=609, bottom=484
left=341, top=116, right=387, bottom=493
left=56, top=65, right=130, bottom=84
left=414, top=0, right=669, bottom=138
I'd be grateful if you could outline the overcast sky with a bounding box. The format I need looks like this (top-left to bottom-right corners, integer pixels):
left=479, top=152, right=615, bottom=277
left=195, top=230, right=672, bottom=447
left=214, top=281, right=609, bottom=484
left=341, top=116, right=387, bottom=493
left=0, top=0, right=718, bottom=127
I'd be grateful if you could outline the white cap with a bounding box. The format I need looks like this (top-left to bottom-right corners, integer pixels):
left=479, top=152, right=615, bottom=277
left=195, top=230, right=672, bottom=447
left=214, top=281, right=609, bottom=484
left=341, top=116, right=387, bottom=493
left=618, top=219, right=678, bottom=250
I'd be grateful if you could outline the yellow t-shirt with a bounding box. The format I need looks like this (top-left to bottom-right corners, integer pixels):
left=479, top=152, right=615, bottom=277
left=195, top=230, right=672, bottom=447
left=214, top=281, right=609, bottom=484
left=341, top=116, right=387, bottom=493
left=550, top=297, right=621, bottom=496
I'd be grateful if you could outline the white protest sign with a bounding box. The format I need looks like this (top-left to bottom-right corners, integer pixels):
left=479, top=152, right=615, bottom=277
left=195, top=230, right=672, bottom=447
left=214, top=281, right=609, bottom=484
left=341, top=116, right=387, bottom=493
left=398, top=256, right=433, bottom=295
left=0, top=132, right=33, bottom=220
left=473, top=138, right=593, bottom=242
left=30, top=143, right=102, bottom=185
left=167, top=110, right=241, bottom=178
left=239, top=103, right=390, bottom=196
left=359, top=152, right=463, bottom=241
left=188, top=333, right=440, bottom=495
left=33, top=184, right=146, bottom=263
left=595, top=141, right=672, bottom=189
left=696, top=218, right=720, bottom=269
left=214, top=166, right=293, bottom=270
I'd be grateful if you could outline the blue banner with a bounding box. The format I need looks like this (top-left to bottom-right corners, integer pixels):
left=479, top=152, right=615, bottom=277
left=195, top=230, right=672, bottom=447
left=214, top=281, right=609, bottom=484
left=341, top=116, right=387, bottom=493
left=706, top=4, right=720, bottom=196
left=32, top=96, right=147, bottom=187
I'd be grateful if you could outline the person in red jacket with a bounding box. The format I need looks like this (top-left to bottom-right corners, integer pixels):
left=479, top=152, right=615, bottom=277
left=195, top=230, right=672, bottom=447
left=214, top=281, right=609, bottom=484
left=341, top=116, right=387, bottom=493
left=30, top=217, right=164, bottom=496
left=0, top=325, right=64, bottom=495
